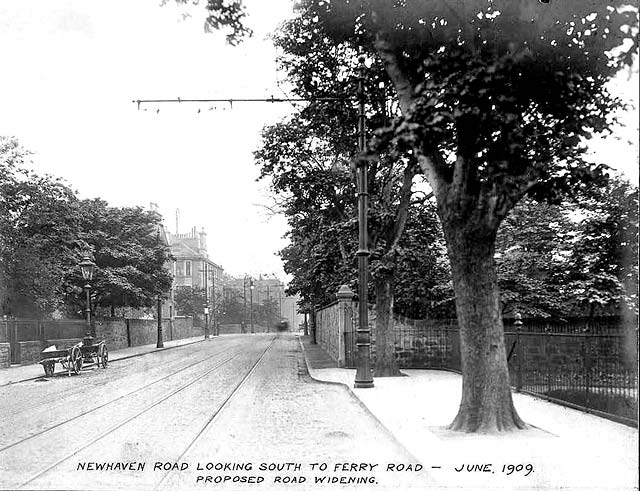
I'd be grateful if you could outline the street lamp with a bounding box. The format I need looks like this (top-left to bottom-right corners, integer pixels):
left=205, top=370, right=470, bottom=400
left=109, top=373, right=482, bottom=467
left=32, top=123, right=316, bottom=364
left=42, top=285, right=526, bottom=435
left=250, top=279, right=254, bottom=334
left=79, top=255, right=96, bottom=346
left=354, top=53, right=374, bottom=388
left=203, top=262, right=210, bottom=339
left=157, top=294, right=164, bottom=348
left=242, top=275, right=252, bottom=334
left=204, top=306, right=210, bottom=340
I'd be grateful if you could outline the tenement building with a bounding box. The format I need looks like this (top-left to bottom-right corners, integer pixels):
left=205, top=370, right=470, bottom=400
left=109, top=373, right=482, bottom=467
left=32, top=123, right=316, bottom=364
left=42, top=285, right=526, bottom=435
left=167, top=227, right=224, bottom=305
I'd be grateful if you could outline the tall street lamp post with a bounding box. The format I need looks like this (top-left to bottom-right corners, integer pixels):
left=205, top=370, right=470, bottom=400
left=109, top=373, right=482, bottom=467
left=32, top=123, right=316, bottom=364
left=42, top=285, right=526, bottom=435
left=79, top=255, right=96, bottom=347
left=250, top=279, right=255, bottom=334
left=212, top=268, right=217, bottom=336
left=242, top=276, right=248, bottom=333
left=354, top=53, right=374, bottom=388
left=157, top=294, right=164, bottom=348
left=203, top=262, right=210, bottom=339
left=242, top=275, right=253, bottom=334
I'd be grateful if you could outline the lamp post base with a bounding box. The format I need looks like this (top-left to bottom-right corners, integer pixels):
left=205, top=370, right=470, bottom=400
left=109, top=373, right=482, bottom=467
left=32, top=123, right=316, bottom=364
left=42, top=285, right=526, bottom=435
left=354, top=379, right=374, bottom=388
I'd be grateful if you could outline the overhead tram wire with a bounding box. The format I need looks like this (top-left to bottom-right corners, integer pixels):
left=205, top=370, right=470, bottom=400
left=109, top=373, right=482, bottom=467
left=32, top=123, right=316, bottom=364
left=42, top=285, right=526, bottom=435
left=132, top=96, right=355, bottom=111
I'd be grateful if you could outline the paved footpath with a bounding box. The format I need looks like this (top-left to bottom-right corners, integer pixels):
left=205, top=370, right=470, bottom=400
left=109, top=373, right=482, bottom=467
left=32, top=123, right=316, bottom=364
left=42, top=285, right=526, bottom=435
left=299, top=336, right=639, bottom=491
left=161, top=335, right=427, bottom=491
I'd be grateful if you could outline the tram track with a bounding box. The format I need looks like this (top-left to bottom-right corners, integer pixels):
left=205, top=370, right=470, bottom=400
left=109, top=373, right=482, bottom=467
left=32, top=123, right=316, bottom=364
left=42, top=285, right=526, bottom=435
left=0, top=345, right=226, bottom=418
left=0, top=350, right=238, bottom=453
left=1, top=337, right=212, bottom=403
left=0, top=345, right=234, bottom=454
left=17, top=350, right=245, bottom=489
left=154, top=336, right=276, bottom=490
left=0, top=335, right=278, bottom=491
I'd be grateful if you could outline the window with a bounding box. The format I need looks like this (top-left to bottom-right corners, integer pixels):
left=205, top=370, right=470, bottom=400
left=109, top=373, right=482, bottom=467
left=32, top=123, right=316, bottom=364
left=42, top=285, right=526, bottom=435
left=185, top=260, right=192, bottom=277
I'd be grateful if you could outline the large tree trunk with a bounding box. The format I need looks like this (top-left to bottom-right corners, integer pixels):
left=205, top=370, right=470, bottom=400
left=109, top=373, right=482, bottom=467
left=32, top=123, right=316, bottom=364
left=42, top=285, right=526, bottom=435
left=445, top=224, right=526, bottom=433
left=373, top=273, right=402, bottom=377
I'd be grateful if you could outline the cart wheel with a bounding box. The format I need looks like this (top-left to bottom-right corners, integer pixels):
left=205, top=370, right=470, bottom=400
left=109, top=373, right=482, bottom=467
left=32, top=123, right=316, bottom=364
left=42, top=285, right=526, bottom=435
left=43, top=361, right=55, bottom=377
left=99, top=344, right=108, bottom=368
left=70, top=346, right=83, bottom=374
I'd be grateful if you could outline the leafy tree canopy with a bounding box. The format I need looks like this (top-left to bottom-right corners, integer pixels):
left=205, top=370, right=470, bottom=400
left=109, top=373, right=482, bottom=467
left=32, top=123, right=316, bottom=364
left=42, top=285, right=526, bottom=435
left=307, top=0, right=637, bottom=215
left=67, top=199, right=174, bottom=314
left=562, top=177, right=639, bottom=315
left=1, top=137, right=173, bottom=318
left=165, top=0, right=252, bottom=45
left=175, top=286, right=207, bottom=316
left=1, top=137, right=81, bottom=317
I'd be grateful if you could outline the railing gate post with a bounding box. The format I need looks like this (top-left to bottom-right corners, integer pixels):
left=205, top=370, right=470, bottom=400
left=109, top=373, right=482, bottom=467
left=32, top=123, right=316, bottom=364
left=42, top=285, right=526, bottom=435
left=583, top=325, right=592, bottom=409
left=514, top=313, right=523, bottom=392
left=336, top=285, right=354, bottom=368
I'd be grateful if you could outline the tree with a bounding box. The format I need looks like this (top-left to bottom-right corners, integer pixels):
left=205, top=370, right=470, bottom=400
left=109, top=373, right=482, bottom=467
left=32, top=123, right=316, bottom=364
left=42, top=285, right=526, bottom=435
left=495, top=198, right=576, bottom=318
left=563, top=177, right=639, bottom=317
left=304, top=0, right=637, bottom=432
left=392, top=202, right=452, bottom=319
left=175, top=287, right=207, bottom=317
left=65, top=199, right=174, bottom=316
left=261, top=14, right=441, bottom=376
left=1, top=138, right=175, bottom=319
left=259, top=114, right=450, bottom=370
left=0, top=137, right=82, bottom=317
left=164, top=0, right=252, bottom=45
left=496, top=180, right=639, bottom=319
left=220, top=292, right=244, bottom=325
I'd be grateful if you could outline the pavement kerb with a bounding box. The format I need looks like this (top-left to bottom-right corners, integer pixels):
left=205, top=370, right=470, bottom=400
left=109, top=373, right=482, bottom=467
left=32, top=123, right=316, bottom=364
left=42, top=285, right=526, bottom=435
left=0, top=338, right=207, bottom=387
left=297, top=336, right=420, bottom=464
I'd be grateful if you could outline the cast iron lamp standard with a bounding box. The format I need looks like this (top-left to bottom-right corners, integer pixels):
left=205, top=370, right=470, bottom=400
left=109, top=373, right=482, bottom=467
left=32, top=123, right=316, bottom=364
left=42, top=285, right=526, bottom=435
left=250, top=279, right=255, bottom=334
left=203, top=262, right=210, bottom=339
left=79, top=255, right=96, bottom=347
left=242, top=276, right=248, bottom=333
left=157, top=294, right=164, bottom=348
left=354, top=54, right=374, bottom=388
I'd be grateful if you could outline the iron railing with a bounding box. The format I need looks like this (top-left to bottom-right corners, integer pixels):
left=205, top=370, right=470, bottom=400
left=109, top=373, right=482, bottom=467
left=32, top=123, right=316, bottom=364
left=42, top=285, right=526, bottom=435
left=343, top=317, right=638, bottom=427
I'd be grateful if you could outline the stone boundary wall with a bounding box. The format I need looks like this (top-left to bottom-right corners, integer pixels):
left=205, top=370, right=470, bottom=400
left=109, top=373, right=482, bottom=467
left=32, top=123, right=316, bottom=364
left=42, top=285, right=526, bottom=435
left=97, top=317, right=199, bottom=351
left=16, top=341, right=42, bottom=365
left=1, top=316, right=197, bottom=367
left=0, top=343, right=10, bottom=368
left=314, top=286, right=357, bottom=367
left=315, top=301, right=341, bottom=363
left=127, top=319, right=159, bottom=347
left=218, top=324, right=243, bottom=334
left=170, top=317, right=200, bottom=340
left=96, top=318, right=129, bottom=350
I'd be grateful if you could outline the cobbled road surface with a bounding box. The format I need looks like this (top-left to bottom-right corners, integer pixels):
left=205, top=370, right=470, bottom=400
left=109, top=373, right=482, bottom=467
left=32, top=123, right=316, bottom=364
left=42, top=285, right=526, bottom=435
left=0, top=334, right=428, bottom=490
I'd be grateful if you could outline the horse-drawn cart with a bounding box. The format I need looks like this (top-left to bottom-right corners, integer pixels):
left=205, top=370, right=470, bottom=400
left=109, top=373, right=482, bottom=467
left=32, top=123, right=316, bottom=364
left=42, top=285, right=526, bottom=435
left=40, top=340, right=108, bottom=377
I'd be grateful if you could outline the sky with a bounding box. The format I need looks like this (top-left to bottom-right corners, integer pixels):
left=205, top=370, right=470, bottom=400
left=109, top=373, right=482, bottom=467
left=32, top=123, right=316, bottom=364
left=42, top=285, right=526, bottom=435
left=0, top=1, right=638, bottom=280
left=0, top=0, right=297, bottom=279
